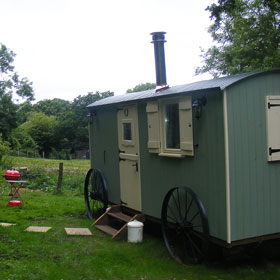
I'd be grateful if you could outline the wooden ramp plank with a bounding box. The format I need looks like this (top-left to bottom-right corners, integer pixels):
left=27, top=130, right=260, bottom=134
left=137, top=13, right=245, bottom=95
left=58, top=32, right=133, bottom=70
left=95, top=224, right=118, bottom=236
left=108, top=211, right=131, bottom=222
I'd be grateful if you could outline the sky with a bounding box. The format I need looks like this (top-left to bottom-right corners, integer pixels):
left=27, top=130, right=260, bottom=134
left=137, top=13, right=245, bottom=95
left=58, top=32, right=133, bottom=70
left=0, top=0, right=215, bottom=102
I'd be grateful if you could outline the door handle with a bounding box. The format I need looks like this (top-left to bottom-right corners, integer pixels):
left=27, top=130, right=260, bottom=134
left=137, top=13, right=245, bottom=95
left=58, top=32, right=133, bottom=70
left=132, top=162, right=138, bottom=172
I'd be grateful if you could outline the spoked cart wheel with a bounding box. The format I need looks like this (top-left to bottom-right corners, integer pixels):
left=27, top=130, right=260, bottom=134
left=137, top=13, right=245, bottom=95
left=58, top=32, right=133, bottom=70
left=84, top=168, right=108, bottom=219
left=161, top=186, right=209, bottom=264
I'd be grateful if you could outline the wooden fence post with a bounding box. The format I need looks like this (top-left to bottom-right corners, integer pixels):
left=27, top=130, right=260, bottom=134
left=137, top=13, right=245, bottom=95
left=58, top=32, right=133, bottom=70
left=57, top=162, right=63, bottom=193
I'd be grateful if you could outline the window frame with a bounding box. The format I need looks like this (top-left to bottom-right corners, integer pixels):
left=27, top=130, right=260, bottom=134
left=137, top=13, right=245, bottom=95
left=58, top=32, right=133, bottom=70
left=121, top=119, right=135, bottom=147
left=146, top=96, right=194, bottom=158
left=159, top=98, right=182, bottom=156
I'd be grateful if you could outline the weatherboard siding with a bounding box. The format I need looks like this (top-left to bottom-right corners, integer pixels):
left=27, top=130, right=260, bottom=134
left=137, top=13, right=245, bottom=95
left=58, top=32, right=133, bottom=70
left=138, top=89, right=228, bottom=241
left=91, top=106, right=120, bottom=204
left=226, top=72, right=280, bottom=241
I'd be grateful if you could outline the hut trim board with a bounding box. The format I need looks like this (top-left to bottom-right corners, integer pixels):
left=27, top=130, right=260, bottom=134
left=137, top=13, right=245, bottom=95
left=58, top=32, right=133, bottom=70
left=223, top=89, right=232, bottom=244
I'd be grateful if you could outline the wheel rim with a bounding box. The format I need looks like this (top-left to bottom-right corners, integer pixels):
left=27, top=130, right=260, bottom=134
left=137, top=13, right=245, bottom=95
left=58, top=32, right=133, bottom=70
left=84, top=168, right=108, bottom=219
left=161, top=186, right=209, bottom=264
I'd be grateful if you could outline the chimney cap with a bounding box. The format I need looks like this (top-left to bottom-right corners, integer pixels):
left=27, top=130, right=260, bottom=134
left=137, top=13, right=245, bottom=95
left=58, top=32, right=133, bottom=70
left=150, top=32, right=166, bottom=43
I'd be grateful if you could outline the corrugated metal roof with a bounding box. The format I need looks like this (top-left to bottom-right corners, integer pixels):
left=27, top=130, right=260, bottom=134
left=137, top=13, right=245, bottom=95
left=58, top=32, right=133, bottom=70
left=88, top=70, right=279, bottom=108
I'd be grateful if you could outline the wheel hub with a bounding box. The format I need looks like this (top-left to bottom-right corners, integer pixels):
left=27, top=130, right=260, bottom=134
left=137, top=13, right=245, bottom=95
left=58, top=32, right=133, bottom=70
left=90, top=191, right=102, bottom=201
left=177, top=220, right=193, bottom=233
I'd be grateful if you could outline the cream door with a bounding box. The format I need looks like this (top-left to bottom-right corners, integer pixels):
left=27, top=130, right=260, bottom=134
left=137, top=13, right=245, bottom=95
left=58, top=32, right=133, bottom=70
left=117, top=104, right=142, bottom=211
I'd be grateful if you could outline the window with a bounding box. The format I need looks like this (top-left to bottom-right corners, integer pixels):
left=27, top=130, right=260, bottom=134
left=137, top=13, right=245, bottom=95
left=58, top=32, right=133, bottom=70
left=121, top=120, right=134, bottom=146
left=266, top=96, right=280, bottom=161
left=146, top=96, right=194, bottom=157
left=123, top=122, right=132, bottom=141
left=164, top=103, right=180, bottom=149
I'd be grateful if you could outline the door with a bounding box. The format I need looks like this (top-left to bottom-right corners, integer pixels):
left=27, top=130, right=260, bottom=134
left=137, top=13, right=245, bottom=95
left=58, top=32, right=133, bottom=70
left=117, top=104, right=142, bottom=211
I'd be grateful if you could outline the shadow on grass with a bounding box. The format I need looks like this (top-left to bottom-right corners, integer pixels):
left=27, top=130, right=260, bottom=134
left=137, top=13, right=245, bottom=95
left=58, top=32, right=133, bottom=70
left=142, top=219, right=280, bottom=273
left=204, top=238, right=280, bottom=274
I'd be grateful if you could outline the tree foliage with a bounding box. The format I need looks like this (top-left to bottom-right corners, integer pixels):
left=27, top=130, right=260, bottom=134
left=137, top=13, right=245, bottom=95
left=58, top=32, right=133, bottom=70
left=32, top=98, right=71, bottom=118
left=126, top=83, right=156, bottom=93
left=56, top=91, right=114, bottom=153
left=0, top=44, right=34, bottom=138
left=11, top=91, right=114, bottom=159
left=0, top=133, right=10, bottom=163
left=18, top=112, right=56, bottom=156
left=196, top=0, right=280, bottom=77
left=0, top=43, right=115, bottom=159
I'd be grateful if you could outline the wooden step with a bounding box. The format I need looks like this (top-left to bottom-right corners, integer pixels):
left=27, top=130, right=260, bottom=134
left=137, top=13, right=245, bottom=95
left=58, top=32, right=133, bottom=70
left=95, top=224, right=118, bottom=236
left=107, top=211, right=131, bottom=222
left=93, top=205, right=145, bottom=239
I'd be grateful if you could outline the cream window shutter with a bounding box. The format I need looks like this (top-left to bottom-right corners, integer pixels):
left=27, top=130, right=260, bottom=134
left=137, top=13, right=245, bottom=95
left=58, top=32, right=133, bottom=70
left=266, top=96, right=280, bottom=161
left=179, top=97, right=194, bottom=156
left=146, top=101, right=160, bottom=153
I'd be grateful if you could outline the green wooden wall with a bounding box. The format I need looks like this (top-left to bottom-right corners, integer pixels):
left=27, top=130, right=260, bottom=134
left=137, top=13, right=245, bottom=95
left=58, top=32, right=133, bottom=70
left=138, top=89, right=228, bottom=241
left=90, top=105, right=120, bottom=204
left=226, top=72, right=280, bottom=242
left=89, top=89, right=229, bottom=241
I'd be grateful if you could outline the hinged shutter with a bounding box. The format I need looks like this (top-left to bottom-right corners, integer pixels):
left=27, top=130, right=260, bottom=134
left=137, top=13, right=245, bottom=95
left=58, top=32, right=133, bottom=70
left=179, top=96, right=194, bottom=156
left=266, top=96, right=280, bottom=161
left=146, top=101, right=160, bottom=153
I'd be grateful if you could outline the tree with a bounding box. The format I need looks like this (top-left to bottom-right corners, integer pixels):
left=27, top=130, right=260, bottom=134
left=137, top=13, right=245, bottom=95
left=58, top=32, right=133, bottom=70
left=126, top=83, right=156, bottom=93
left=0, top=44, right=34, bottom=138
left=46, top=91, right=114, bottom=156
left=18, top=112, right=56, bottom=157
left=32, top=98, right=71, bottom=119
left=196, top=0, right=280, bottom=77
left=10, top=127, right=39, bottom=156
left=60, top=91, right=114, bottom=152
left=15, top=101, right=34, bottom=125
left=0, top=133, right=10, bottom=164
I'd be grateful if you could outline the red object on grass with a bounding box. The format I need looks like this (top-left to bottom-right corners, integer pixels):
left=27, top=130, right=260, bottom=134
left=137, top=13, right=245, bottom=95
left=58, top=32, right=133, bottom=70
left=8, top=200, right=22, bottom=207
left=4, top=170, right=20, bottom=180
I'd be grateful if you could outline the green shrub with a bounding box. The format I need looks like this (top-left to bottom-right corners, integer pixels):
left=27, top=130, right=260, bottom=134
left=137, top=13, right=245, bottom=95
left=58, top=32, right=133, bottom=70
left=62, top=171, right=84, bottom=194
left=25, top=166, right=56, bottom=192
left=0, top=134, right=11, bottom=168
left=49, top=148, right=72, bottom=160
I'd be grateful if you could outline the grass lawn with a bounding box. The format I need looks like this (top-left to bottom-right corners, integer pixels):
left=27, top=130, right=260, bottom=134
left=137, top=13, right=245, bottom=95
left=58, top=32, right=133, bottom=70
left=6, top=156, right=90, bottom=172
left=1, top=157, right=280, bottom=279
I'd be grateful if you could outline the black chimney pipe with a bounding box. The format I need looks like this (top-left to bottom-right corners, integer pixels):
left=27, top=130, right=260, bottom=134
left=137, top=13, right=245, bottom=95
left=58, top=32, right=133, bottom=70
left=151, top=32, right=168, bottom=89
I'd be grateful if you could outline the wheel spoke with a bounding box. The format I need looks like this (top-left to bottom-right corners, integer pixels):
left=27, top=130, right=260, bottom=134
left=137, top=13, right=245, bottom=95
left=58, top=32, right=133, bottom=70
left=189, top=211, right=199, bottom=224
left=184, top=197, right=194, bottom=221
left=167, top=215, right=178, bottom=223
left=192, top=225, right=203, bottom=230
left=167, top=205, right=180, bottom=223
left=182, top=233, right=188, bottom=260
left=183, top=230, right=203, bottom=259
left=176, top=188, right=182, bottom=220
left=171, top=192, right=182, bottom=220
left=190, top=229, right=207, bottom=241
left=183, top=231, right=198, bottom=261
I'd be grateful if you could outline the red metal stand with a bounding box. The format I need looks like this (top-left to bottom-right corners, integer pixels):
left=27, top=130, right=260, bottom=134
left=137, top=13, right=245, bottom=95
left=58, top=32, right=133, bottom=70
left=6, top=180, right=27, bottom=206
